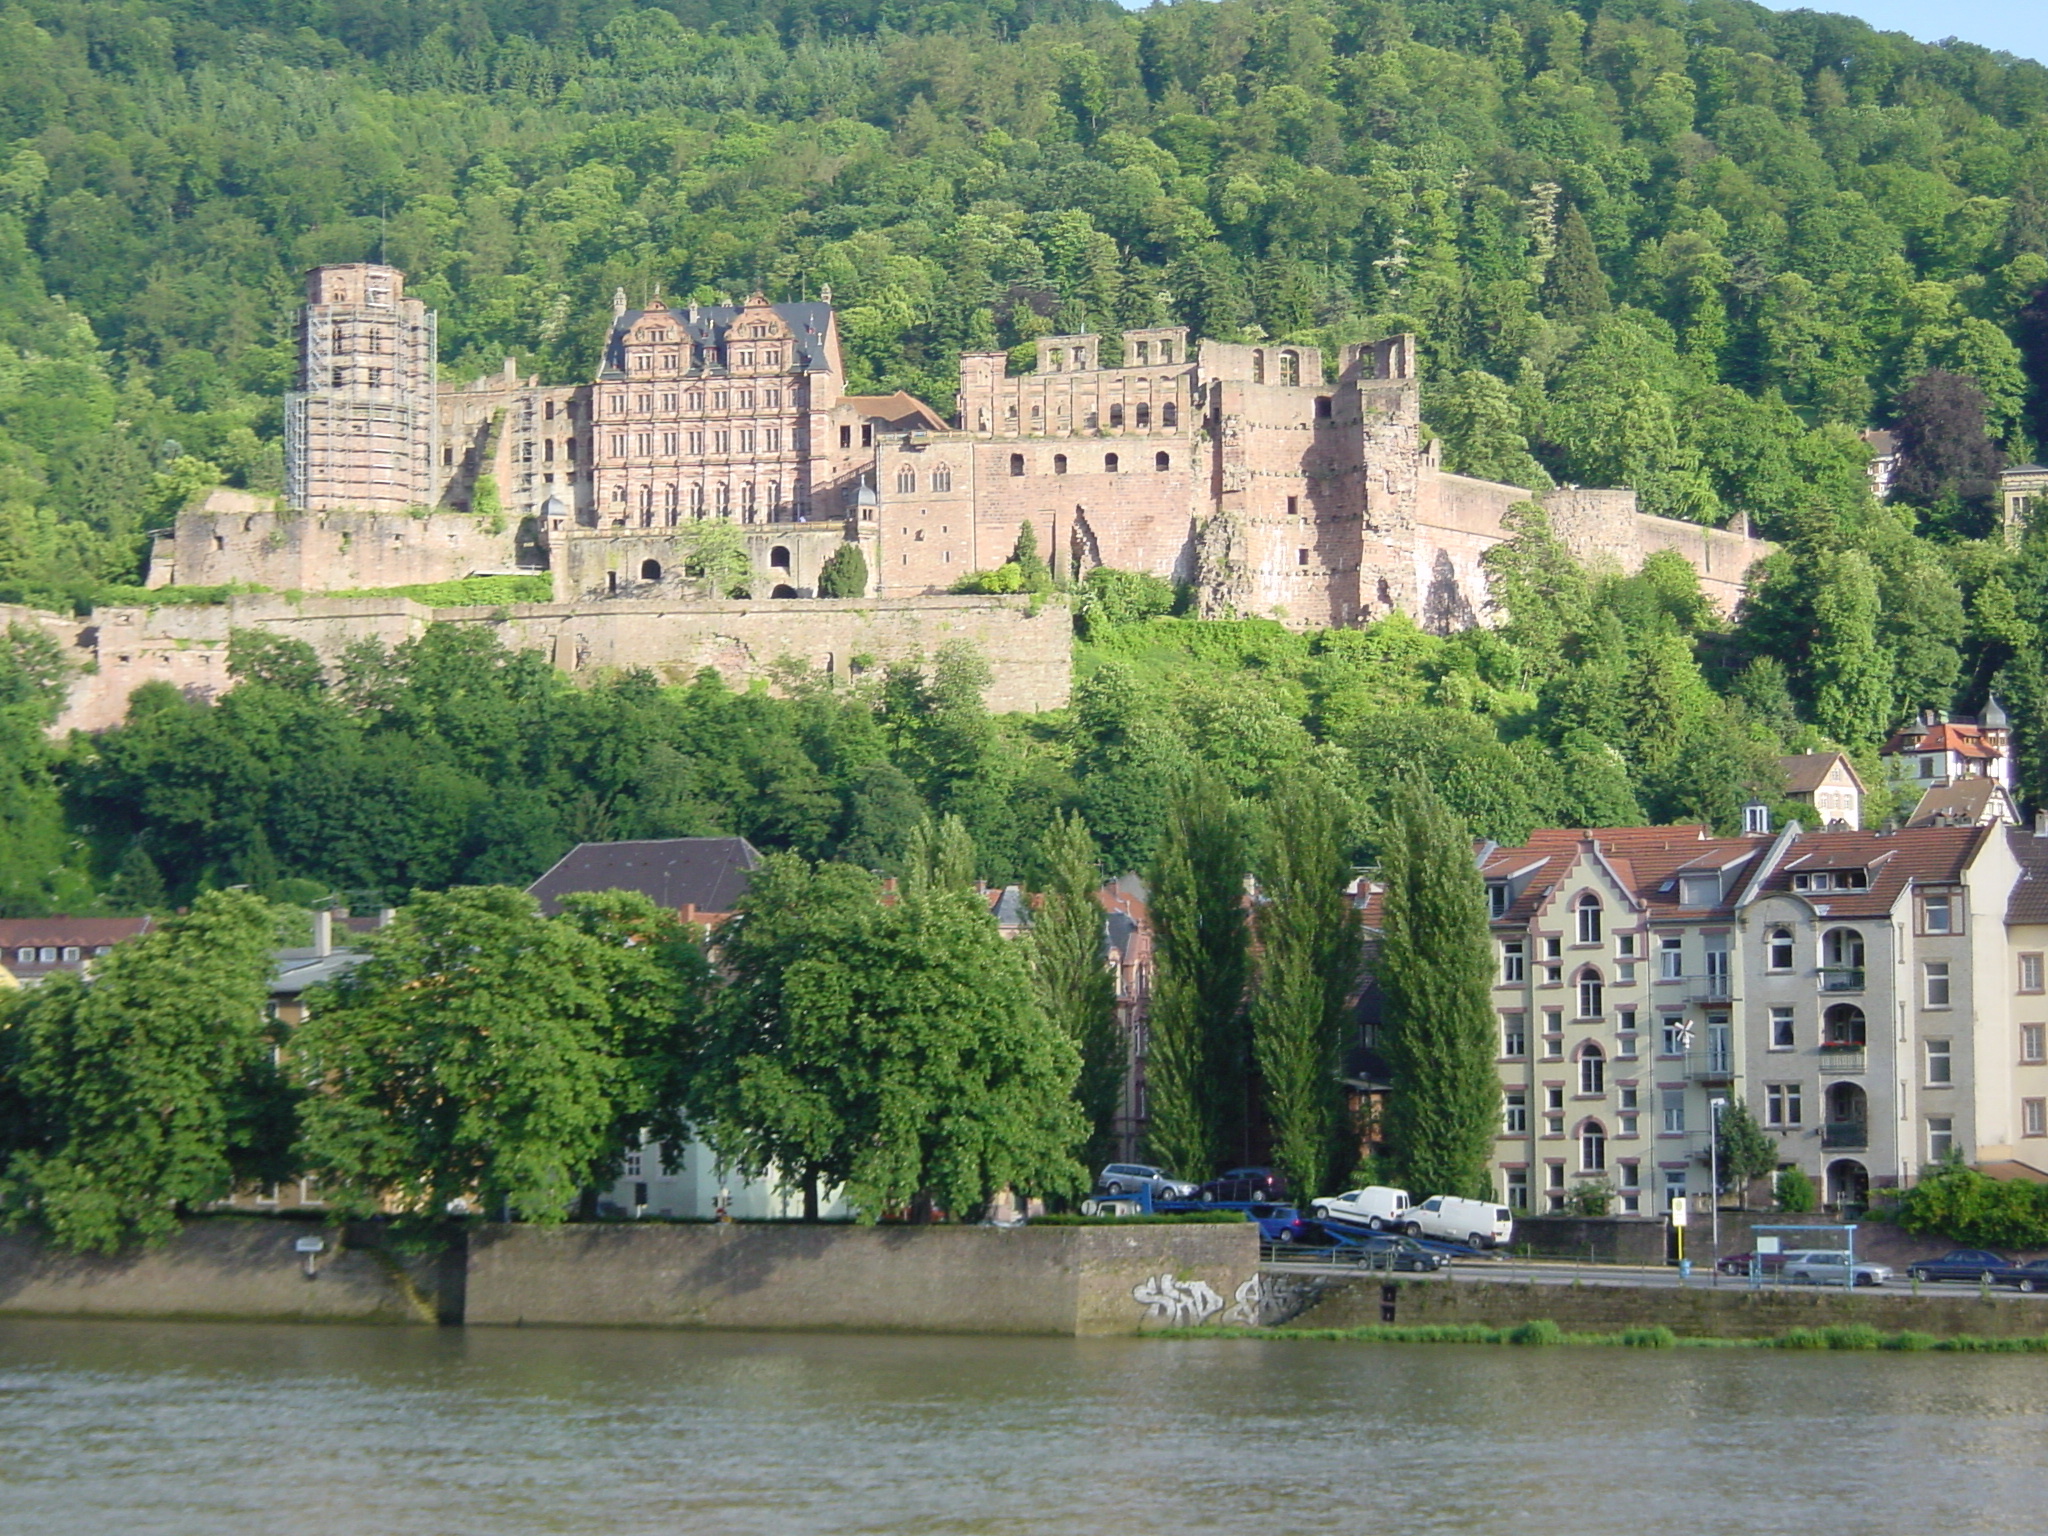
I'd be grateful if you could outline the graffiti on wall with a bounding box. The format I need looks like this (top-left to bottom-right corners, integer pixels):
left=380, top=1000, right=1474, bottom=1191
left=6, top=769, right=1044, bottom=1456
left=1131, top=1273, right=1224, bottom=1326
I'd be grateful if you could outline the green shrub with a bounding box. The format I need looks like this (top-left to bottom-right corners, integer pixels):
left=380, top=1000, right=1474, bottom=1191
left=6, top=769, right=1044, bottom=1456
left=1774, top=1166, right=1817, bottom=1214
left=817, top=542, right=869, bottom=598
left=1820, top=1324, right=1882, bottom=1350
left=1890, top=1159, right=2048, bottom=1249
left=1077, top=566, right=1178, bottom=631
left=1506, top=1319, right=1564, bottom=1346
left=1622, top=1326, right=1677, bottom=1348
left=1776, top=1328, right=1827, bottom=1350
left=1883, top=1331, right=1938, bottom=1351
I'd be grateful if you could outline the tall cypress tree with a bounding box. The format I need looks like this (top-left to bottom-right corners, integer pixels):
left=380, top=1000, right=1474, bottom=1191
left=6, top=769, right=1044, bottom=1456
left=1544, top=202, right=1610, bottom=322
left=1375, top=781, right=1498, bottom=1201
left=1252, top=773, right=1363, bottom=1204
left=1810, top=548, right=1895, bottom=746
left=1029, top=813, right=1123, bottom=1168
left=1144, top=770, right=1249, bottom=1182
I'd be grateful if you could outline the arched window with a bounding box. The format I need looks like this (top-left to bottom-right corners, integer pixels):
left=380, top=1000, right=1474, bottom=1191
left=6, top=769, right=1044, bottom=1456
left=1579, top=1044, right=1605, bottom=1096
left=932, top=465, right=952, bottom=492
left=1009, top=453, right=1025, bottom=477
left=770, top=545, right=791, bottom=571
left=1162, top=401, right=1178, bottom=427
left=1109, top=404, right=1125, bottom=428
left=1136, top=403, right=1151, bottom=428
left=1105, top=453, right=1120, bottom=473
left=1154, top=451, right=1170, bottom=471
left=715, top=483, right=730, bottom=512
left=1822, top=928, right=1866, bottom=989
left=1576, top=968, right=1604, bottom=1020
left=1822, top=1003, right=1867, bottom=1049
left=1053, top=454, right=1068, bottom=475
left=640, top=559, right=662, bottom=581
left=1576, top=893, right=1603, bottom=945
left=689, top=484, right=704, bottom=514
left=896, top=467, right=916, bottom=494
left=1767, top=927, right=1794, bottom=971
left=1579, top=1120, right=1607, bottom=1172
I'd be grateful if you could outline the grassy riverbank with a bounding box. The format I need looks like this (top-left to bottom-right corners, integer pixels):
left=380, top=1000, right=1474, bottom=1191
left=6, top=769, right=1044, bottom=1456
left=1173, top=1322, right=2048, bottom=1352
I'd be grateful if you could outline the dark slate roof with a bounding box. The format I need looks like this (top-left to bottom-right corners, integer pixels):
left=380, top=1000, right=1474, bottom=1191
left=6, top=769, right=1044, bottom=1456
left=1907, top=776, right=2012, bottom=828
left=1780, top=752, right=1864, bottom=796
left=605, top=300, right=835, bottom=376
left=2008, top=827, right=2048, bottom=925
left=526, top=837, right=763, bottom=918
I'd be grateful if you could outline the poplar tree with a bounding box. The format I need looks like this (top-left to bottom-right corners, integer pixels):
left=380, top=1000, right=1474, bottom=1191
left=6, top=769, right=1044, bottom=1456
left=1252, top=773, right=1363, bottom=1204
left=1810, top=548, right=1895, bottom=746
left=0, top=889, right=283, bottom=1251
left=1375, top=782, right=1498, bottom=1201
left=1144, top=770, right=1249, bottom=1183
left=1028, top=813, right=1123, bottom=1168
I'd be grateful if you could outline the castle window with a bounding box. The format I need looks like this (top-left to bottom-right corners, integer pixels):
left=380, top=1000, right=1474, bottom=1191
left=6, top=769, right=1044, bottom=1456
left=1159, top=341, right=1174, bottom=363
left=637, top=394, right=654, bottom=412
left=738, top=390, right=753, bottom=410
left=610, top=435, right=627, bottom=456
left=661, top=433, right=677, bottom=455
left=715, top=483, right=730, bottom=511
left=932, top=466, right=953, bottom=492
left=331, top=367, right=347, bottom=387
left=690, top=484, right=704, bottom=513
left=1085, top=411, right=1098, bottom=429
left=1286, top=495, right=1298, bottom=515
left=1252, top=351, right=1266, bottom=384
left=1109, top=404, right=1124, bottom=428
left=1162, top=402, right=1178, bottom=427
left=1155, top=451, right=1170, bottom=471
left=688, top=431, right=703, bottom=455
left=664, top=485, right=678, bottom=511
left=1136, top=403, right=1151, bottom=428
left=641, top=559, right=662, bottom=581
left=897, top=467, right=917, bottom=494
left=661, top=393, right=677, bottom=411
left=713, top=391, right=729, bottom=410
left=1010, top=454, right=1025, bottom=477
left=661, top=354, right=678, bottom=370
left=610, top=486, right=627, bottom=505
left=566, top=440, right=576, bottom=462
left=1315, top=396, right=1332, bottom=419
left=687, top=393, right=703, bottom=411
left=1054, top=454, right=1068, bottom=475
left=840, top=425, right=852, bottom=448
left=739, top=428, right=756, bottom=453
left=1136, top=340, right=1151, bottom=364
left=544, top=440, right=555, bottom=463
left=714, top=430, right=731, bottom=454
left=1281, top=351, right=1300, bottom=386
left=861, top=424, right=873, bottom=447
left=1297, top=548, right=1309, bottom=565
left=764, top=349, right=781, bottom=366
left=608, top=395, right=624, bottom=414
left=545, top=401, right=555, bottom=421
left=637, top=433, right=654, bottom=455
left=443, top=447, right=454, bottom=466
left=765, top=388, right=781, bottom=408
left=771, top=545, right=792, bottom=571
left=765, top=427, right=781, bottom=452
left=1105, top=453, right=1120, bottom=473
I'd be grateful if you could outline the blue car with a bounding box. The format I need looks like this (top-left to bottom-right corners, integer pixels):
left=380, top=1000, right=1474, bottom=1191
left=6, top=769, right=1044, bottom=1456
left=1246, top=1202, right=1314, bottom=1243
left=1906, top=1249, right=2010, bottom=1284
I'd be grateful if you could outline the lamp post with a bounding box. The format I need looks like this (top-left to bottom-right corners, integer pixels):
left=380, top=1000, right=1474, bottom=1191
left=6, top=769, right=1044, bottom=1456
left=1709, top=1096, right=1728, bottom=1281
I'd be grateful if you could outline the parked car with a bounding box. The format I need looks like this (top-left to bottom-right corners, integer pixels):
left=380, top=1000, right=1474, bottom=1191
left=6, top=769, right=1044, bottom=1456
left=1198, top=1166, right=1289, bottom=1202
left=1245, top=1202, right=1315, bottom=1243
left=1096, top=1163, right=1196, bottom=1200
left=1906, top=1249, right=2011, bottom=1285
left=1783, top=1251, right=1892, bottom=1287
left=1999, top=1258, right=2048, bottom=1293
left=1715, top=1250, right=1793, bottom=1277
left=1077, top=1194, right=1148, bottom=1218
left=1398, top=1194, right=1515, bottom=1249
left=1311, top=1185, right=1412, bottom=1231
left=1343, top=1234, right=1446, bottom=1272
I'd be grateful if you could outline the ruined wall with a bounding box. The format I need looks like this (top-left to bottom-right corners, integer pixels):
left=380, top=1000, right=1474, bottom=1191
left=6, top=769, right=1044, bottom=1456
left=552, top=522, right=857, bottom=602
left=146, top=506, right=523, bottom=592
left=27, top=592, right=1071, bottom=734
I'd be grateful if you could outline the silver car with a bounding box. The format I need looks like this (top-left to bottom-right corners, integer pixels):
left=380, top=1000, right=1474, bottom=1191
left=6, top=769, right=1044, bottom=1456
left=1097, top=1163, right=1196, bottom=1199
left=1783, top=1250, right=1892, bottom=1287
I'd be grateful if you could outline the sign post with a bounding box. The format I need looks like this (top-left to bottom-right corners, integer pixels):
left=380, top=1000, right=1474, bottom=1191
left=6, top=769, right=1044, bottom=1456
left=295, top=1235, right=326, bottom=1280
left=1671, top=1196, right=1689, bottom=1280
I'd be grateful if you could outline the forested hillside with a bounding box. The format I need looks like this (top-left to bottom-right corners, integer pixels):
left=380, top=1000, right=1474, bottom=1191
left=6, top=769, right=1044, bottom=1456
left=5, top=0, right=2048, bottom=912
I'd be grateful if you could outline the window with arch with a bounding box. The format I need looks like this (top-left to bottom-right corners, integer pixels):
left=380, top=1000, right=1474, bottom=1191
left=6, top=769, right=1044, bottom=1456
left=1009, top=453, right=1025, bottom=477
left=715, top=483, right=731, bottom=512
left=689, top=484, right=704, bottom=513
left=932, top=465, right=952, bottom=492
left=1579, top=1044, right=1605, bottom=1096
left=1109, top=404, right=1125, bottom=428
left=1135, top=402, right=1151, bottom=428
left=1252, top=351, right=1266, bottom=384
left=1105, top=453, right=1121, bottom=473
left=1768, top=927, right=1795, bottom=970
left=640, top=559, right=662, bottom=581
left=1576, top=968, right=1604, bottom=1020
left=1822, top=1003, right=1867, bottom=1049
left=1576, top=893, right=1603, bottom=945
left=896, top=467, right=916, bottom=494
left=1821, top=927, right=1866, bottom=988
left=1054, top=453, right=1068, bottom=475
left=1154, top=451, right=1170, bottom=471
left=609, top=485, right=627, bottom=506
left=1161, top=401, right=1178, bottom=427
left=770, top=545, right=791, bottom=571
left=1579, top=1120, right=1607, bottom=1172
left=1280, top=351, right=1300, bottom=386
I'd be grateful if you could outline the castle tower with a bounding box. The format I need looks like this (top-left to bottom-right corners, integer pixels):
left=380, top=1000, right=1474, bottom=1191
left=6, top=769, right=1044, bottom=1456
left=285, top=264, right=439, bottom=512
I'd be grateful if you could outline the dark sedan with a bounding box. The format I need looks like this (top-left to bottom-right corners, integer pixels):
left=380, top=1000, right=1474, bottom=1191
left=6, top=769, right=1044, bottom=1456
left=1198, top=1166, right=1289, bottom=1202
left=2000, top=1258, right=2048, bottom=1293
left=1906, top=1249, right=2010, bottom=1284
left=1341, top=1234, right=1446, bottom=1272
left=1715, top=1250, right=1792, bottom=1277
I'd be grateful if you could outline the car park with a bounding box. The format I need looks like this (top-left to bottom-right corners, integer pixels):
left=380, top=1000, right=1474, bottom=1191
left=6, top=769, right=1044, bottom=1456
left=1096, top=1163, right=1196, bottom=1200
left=1783, top=1251, right=1892, bottom=1287
left=1310, top=1185, right=1412, bottom=1231
left=1198, top=1167, right=1289, bottom=1202
left=1999, top=1258, right=2048, bottom=1293
left=1906, top=1249, right=2011, bottom=1285
left=1245, top=1202, right=1315, bottom=1243
left=1397, top=1194, right=1515, bottom=1249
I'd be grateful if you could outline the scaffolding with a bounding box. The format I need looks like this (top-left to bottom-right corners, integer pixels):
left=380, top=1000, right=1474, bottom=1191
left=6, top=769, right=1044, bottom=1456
left=286, top=297, right=439, bottom=512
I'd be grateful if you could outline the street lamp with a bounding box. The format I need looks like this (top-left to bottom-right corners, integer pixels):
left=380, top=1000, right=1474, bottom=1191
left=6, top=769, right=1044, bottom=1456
left=1709, top=1096, right=1728, bottom=1280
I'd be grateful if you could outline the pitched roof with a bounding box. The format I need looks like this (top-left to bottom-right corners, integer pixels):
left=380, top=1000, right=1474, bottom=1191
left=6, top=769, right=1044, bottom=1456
left=2007, top=827, right=2048, bottom=925
left=605, top=298, right=837, bottom=375
left=1779, top=752, right=1865, bottom=796
left=526, top=837, right=762, bottom=918
left=843, top=391, right=949, bottom=432
left=1753, top=825, right=1987, bottom=917
left=1473, top=825, right=1771, bottom=925
left=1882, top=722, right=1999, bottom=759
left=1907, top=776, right=2015, bottom=828
left=0, top=917, right=155, bottom=947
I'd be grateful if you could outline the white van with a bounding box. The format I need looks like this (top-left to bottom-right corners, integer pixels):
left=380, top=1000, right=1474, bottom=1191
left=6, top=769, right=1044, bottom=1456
left=1310, top=1186, right=1412, bottom=1230
left=1400, top=1194, right=1514, bottom=1249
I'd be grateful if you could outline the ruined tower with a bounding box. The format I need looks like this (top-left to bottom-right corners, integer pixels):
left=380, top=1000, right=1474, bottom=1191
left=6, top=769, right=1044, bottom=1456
left=285, top=264, right=439, bottom=512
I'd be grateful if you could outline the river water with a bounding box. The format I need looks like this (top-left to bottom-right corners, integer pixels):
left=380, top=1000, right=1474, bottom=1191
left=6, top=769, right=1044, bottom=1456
left=1, top=1319, right=2042, bottom=1534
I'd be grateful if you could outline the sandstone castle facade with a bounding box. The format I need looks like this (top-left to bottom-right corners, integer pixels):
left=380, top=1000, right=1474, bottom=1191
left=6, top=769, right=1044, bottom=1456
left=150, top=263, right=1768, bottom=626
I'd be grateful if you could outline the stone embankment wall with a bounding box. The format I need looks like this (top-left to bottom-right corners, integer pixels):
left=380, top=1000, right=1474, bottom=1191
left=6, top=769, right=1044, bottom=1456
left=464, top=1223, right=1258, bottom=1335
left=1293, top=1275, right=2048, bottom=1340
left=0, top=1221, right=455, bottom=1324
left=4, top=591, right=1071, bottom=734
left=147, top=503, right=520, bottom=592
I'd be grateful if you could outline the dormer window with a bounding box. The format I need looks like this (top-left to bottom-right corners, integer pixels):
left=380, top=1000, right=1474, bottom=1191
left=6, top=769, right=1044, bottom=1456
left=1488, top=883, right=1511, bottom=919
left=1679, top=875, right=1719, bottom=906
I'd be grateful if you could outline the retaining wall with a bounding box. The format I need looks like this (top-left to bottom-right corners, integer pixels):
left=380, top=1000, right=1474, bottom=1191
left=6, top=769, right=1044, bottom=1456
left=464, top=1222, right=1259, bottom=1335
left=1291, top=1276, right=2048, bottom=1340
left=0, top=1221, right=454, bottom=1324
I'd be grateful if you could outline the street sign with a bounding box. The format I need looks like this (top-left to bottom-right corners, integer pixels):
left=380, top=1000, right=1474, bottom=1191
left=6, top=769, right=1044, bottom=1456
left=294, top=1237, right=326, bottom=1254
left=1670, top=1200, right=1688, bottom=1227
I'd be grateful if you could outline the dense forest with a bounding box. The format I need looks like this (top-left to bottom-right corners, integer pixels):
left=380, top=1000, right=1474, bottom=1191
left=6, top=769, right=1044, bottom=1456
left=5, top=0, right=2048, bottom=913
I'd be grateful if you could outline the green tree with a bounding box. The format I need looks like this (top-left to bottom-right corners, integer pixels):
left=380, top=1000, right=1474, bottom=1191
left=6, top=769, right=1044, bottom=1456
left=1144, top=769, right=1250, bottom=1183
left=816, top=542, right=868, bottom=598
left=1543, top=201, right=1610, bottom=321
left=0, top=890, right=283, bottom=1251
left=1713, top=1099, right=1779, bottom=1208
left=1251, top=772, right=1363, bottom=1204
left=292, top=886, right=648, bottom=1223
left=1010, top=520, right=1051, bottom=590
left=1374, top=781, right=1497, bottom=1202
left=1027, top=813, right=1123, bottom=1169
left=1431, top=370, right=1553, bottom=491
left=1810, top=549, right=1895, bottom=746
left=1774, top=1166, right=1817, bottom=1214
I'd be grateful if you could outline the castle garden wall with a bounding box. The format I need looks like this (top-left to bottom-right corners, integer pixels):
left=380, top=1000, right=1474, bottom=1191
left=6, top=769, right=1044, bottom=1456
left=13, top=592, right=1071, bottom=735
left=147, top=506, right=523, bottom=592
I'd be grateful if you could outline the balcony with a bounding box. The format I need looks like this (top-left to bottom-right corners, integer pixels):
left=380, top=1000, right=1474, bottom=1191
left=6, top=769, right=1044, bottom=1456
left=1686, top=1047, right=1735, bottom=1082
left=1820, top=967, right=1866, bottom=994
left=1819, top=1046, right=1867, bottom=1074
left=1822, top=1121, right=1869, bottom=1151
left=1690, top=974, right=1732, bottom=1004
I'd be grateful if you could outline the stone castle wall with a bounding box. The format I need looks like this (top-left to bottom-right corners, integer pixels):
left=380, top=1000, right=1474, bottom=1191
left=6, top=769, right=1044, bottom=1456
left=10, top=592, right=1071, bottom=735
left=147, top=504, right=526, bottom=592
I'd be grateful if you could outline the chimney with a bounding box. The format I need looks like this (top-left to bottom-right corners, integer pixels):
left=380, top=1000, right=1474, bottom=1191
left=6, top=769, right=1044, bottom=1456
left=312, top=908, right=332, bottom=958
left=2035, top=811, right=2048, bottom=839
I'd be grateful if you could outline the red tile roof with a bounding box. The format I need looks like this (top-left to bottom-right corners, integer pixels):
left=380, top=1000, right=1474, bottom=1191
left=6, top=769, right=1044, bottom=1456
left=1883, top=723, right=1998, bottom=759
left=1753, top=825, right=1987, bottom=917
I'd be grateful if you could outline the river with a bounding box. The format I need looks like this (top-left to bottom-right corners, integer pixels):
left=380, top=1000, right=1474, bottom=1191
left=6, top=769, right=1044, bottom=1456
left=0, top=1318, right=2041, bottom=1534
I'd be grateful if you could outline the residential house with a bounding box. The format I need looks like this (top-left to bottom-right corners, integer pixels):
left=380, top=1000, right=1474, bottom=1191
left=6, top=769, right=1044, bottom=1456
left=1997, top=821, right=2048, bottom=1177
left=1906, top=775, right=2019, bottom=829
left=527, top=836, right=762, bottom=926
left=0, top=917, right=154, bottom=986
left=1881, top=704, right=2015, bottom=800
left=2002, top=464, right=2048, bottom=543
left=1778, top=752, right=1865, bottom=830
